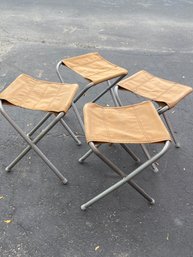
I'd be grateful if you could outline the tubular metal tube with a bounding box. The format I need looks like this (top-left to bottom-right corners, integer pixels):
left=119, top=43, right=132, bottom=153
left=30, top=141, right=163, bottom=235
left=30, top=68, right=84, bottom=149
left=71, top=102, right=85, bottom=133
left=59, top=117, right=81, bottom=145
left=141, top=144, right=159, bottom=173
left=0, top=101, right=68, bottom=184
left=79, top=144, right=101, bottom=163
left=27, top=112, right=52, bottom=137
left=6, top=112, right=65, bottom=171
left=91, top=75, right=126, bottom=103
left=120, top=144, right=140, bottom=163
left=81, top=141, right=170, bottom=210
left=162, top=112, right=180, bottom=148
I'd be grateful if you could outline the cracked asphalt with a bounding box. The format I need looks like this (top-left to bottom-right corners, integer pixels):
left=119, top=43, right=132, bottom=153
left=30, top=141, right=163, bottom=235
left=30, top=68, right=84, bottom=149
left=0, top=1, right=193, bottom=257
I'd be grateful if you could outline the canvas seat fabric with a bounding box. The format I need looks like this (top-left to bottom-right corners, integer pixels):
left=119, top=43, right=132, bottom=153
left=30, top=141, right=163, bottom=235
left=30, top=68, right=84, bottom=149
left=117, top=70, right=193, bottom=108
left=84, top=101, right=171, bottom=144
left=0, top=74, right=79, bottom=113
left=62, top=52, right=128, bottom=85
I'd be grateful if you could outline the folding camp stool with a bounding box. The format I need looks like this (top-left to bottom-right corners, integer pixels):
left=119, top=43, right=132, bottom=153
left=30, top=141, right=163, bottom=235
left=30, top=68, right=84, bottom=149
left=80, top=101, right=171, bottom=210
left=114, top=70, right=193, bottom=148
left=56, top=52, right=128, bottom=131
left=0, top=74, right=81, bottom=184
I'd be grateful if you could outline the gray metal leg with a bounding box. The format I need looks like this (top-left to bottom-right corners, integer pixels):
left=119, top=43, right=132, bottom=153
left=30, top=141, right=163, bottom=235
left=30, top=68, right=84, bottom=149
left=58, top=117, right=81, bottom=145
left=71, top=102, right=85, bottom=133
left=120, top=144, right=140, bottom=163
left=87, top=142, right=154, bottom=204
left=162, top=112, right=180, bottom=148
left=141, top=144, right=159, bottom=173
left=56, top=61, right=92, bottom=132
left=79, top=142, right=140, bottom=164
left=27, top=111, right=81, bottom=145
left=110, top=87, right=119, bottom=106
left=56, top=61, right=66, bottom=83
left=157, top=105, right=169, bottom=115
left=81, top=141, right=170, bottom=210
left=5, top=112, right=65, bottom=171
left=80, top=143, right=159, bottom=210
left=27, top=112, right=52, bottom=137
left=0, top=101, right=68, bottom=184
left=73, top=84, right=94, bottom=103
left=79, top=144, right=101, bottom=163
left=113, top=85, right=124, bottom=106
left=91, top=75, right=126, bottom=103
left=7, top=113, right=81, bottom=170
left=87, top=142, right=155, bottom=204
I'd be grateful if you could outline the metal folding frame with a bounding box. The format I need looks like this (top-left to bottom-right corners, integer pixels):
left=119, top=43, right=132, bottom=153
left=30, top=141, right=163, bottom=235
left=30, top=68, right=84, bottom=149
left=81, top=140, right=171, bottom=210
left=78, top=99, right=171, bottom=210
left=0, top=100, right=81, bottom=184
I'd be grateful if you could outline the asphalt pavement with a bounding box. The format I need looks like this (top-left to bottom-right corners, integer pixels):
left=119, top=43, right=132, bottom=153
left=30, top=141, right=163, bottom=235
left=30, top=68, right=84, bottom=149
left=0, top=1, right=193, bottom=257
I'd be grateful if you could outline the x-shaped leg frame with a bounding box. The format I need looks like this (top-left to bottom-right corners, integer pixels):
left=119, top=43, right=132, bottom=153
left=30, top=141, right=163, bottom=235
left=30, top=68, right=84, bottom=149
left=0, top=100, right=81, bottom=183
left=81, top=140, right=171, bottom=210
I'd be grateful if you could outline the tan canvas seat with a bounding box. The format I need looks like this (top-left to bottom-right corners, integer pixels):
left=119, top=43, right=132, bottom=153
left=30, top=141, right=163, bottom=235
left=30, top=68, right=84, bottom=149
left=117, top=70, right=192, bottom=108
left=84, top=101, right=171, bottom=144
left=56, top=52, right=128, bottom=131
left=115, top=70, right=193, bottom=148
left=80, top=101, right=171, bottom=210
left=62, top=52, right=128, bottom=85
left=0, top=74, right=81, bottom=185
left=0, top=74, right=78, bottom=113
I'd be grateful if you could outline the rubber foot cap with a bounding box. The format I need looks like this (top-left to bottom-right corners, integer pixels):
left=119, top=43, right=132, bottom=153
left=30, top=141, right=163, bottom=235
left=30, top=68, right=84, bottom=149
left=81, top=205, right=86, bottom=211
left=150, top=199, right=155, bottom=205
